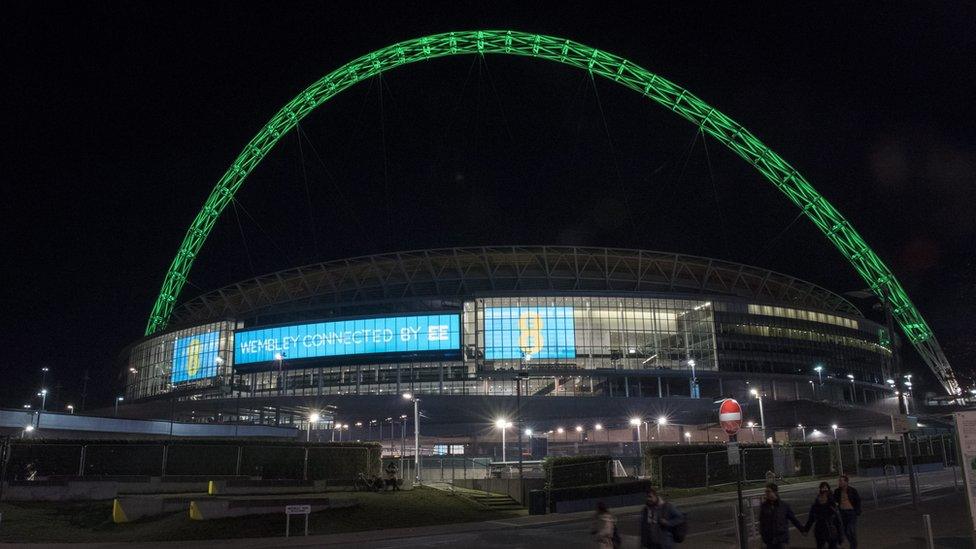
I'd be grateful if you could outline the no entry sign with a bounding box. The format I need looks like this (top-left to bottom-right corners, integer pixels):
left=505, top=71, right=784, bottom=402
left=719, top=398, right=743, bottom=436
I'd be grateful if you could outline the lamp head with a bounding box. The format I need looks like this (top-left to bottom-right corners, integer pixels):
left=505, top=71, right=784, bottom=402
left=629, top=417, right=641, bottom=427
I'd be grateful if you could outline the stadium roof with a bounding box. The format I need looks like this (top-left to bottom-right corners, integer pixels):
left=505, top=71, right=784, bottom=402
left=170, top=246, right=862, bottom=326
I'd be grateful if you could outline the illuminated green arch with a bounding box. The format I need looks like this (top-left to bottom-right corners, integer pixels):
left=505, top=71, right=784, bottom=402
left=146, top=30, right=958, bottom=394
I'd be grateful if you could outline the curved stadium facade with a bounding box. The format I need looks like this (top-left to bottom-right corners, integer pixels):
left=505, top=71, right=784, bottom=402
left=120, top=246, right=897, bottom=440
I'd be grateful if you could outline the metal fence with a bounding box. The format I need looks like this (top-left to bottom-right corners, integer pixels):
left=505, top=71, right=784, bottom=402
left=3, top=441, right=379, bottom=481
left=383, top=455, right=492, bottom=483
left=656, top=435, right=956, bottom=489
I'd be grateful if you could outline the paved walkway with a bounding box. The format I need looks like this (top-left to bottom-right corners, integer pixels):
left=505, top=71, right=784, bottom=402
left=4, top=470, right=966, bottom=548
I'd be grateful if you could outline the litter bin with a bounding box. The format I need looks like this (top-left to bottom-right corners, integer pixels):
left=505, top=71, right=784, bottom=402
left=528, top=489, right=547, bottom=515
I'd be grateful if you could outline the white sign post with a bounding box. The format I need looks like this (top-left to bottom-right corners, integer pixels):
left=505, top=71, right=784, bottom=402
left=285, top=504, right=311, bottom=537
left=954, top=412, right=976, bottom=537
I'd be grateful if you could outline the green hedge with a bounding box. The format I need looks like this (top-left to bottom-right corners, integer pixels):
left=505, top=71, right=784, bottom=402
left=4, top=439, right=381, bottom=481
left=549, top=479, right=653, bottom=502
left=543, top=455, right=610, bottom=490
left=166, top=444, right=239, bottom=476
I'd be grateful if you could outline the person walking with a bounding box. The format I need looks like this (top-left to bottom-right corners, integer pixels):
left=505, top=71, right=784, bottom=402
left=759, top=483, right=804, bottom=549
left=803, top=482, right=844, bottom=549
left=833, top=474, right=861, bottom=549
left=591, top=501, right=620, bottom=549
left=640, top=488, right=685, bottom=549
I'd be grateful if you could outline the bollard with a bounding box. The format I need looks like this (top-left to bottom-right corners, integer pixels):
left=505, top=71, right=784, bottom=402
left=732, top=503, right=741, bottom=546
left=923, top=514, right=934, bottom=549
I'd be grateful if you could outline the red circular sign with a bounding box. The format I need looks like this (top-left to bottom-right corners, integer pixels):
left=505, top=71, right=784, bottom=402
left=719, top=398, right=743, bottom=436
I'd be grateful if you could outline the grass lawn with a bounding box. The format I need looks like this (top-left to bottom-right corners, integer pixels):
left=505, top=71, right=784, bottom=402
left=0, top=487, right=521, bottom=543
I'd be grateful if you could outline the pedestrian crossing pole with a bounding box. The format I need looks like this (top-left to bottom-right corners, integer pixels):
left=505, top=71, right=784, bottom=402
left=732, top=433, right=747, bottom=549
left=720, top=397, right=748, bottom=549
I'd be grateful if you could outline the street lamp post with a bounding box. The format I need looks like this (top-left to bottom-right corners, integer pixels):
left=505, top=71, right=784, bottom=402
left=630, top=417, right=643, bottom=474
left=496, top=419, right=511, bottom=462
left=575, top=425, right=584, bottom=443
left=403, top=393, right=421, bottom=484
left=688, top=359, right=698, bottom=398
left=657, top=416, right=667, bottom=440
left=114, top=396, right=123, bottom=417
left=832, top=424, right=843, bottom=474
left=66, top=404, right=74, bottom=414
left=798, top=424, right=806, bottom=442
left=518, top=352, right=531, bottom=483
left=307, top=412, right=320, bottom=442
left=595, top=423, right=609, bottom=454
left=749, top=388, right=767, bottom=444
left=274, top=352, right=286, bottom=394
left=399, top=415, right=407, bottom=475
left=847, top=374, right=856, bottom=403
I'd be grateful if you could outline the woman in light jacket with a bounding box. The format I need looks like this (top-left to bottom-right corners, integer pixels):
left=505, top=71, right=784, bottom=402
left=592, top=501, right=619, bottom=548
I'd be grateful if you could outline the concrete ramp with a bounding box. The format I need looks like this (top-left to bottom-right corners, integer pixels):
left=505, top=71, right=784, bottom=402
left=207, top=479, right=327, bottom=495
left=189, top=496, right=355, bottom=520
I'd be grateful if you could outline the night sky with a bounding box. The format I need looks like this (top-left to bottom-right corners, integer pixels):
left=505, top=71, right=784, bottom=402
left=3, top=3, right=975, bottom=410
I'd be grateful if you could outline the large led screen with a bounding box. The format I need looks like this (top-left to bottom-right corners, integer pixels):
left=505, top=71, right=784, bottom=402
left=484, top=307, right=576, bottom=360
left=172, top=330, right=221, bottom=383
left=234, top=314, right=460, bottom=364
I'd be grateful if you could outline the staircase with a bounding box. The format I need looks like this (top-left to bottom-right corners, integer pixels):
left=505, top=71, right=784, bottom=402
left=446, top=485, right=524, bottom=512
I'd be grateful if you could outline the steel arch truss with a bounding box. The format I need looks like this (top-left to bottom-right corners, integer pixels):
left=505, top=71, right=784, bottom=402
left=145, top=30, right=959, bottom=394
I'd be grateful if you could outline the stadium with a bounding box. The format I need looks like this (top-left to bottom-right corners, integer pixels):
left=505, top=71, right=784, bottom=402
left=107, top=30, right=959, bottom=454
left=118, top=246, right=902, bottom=451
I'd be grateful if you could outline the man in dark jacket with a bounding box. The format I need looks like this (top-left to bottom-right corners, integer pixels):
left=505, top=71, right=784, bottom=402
left=640, top=488, right=685, bottom=549
left=759, top=483, right=804, bottom=548
left=834, top=475, right=861, bottom=549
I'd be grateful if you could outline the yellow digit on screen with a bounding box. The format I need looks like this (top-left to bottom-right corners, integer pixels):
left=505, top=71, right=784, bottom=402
left=518, top=311, right=544, bottom=355
left=186, top=338, right=201, bottom=377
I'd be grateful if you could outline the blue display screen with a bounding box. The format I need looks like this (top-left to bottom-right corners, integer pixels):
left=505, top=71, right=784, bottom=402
left=172, top=331, right=221, bottom=383
left=484, top=307, right=577, bottom=360
left=234, top=314, right=460, bottom=365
